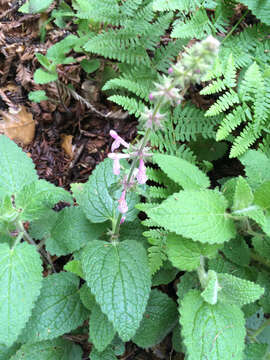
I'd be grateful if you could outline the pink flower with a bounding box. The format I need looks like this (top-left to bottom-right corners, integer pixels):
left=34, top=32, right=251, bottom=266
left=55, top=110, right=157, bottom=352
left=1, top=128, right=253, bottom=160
left=136, top=158, right=147, bottom=184
left=110, top=130, right=129, bottom=152
left=120, top=216, right=126, bottom=224
left=108, top=153, right=130, bottom=175
left=118, top=191, right=128, bottom=214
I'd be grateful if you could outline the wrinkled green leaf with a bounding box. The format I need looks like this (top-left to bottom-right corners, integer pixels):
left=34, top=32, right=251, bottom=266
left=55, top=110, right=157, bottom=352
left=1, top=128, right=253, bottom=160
left=82, top=240, right=151, bottom=341
left=233, top=176, right=253, bottom=211
left=167, top=233, right=220, bottom=271
left=223, top=236, right=251, bottom=267
left=148, top=190, right=235, bottom=244
left=89, top=304, right=116, bottom=352
left=79, top=283, right=96, bottom=311
left=0, top=242, right=42, bottom=346
left=180, top=290, right=245, bottom=360
left=64, top=260, right=84, bottom=278
left=201, top=270, right=219, bottom=305
left=244, top=343, right=268, bottom=360
left=132, top=289, right=177, bottom=348
left=46, top=207, right=106, bottom=256
left=34, top=69, right=58, bottom=84
left=90, top=346, right=117, bottom=360
left=20, top=272, right=88, bottom=343
left=0, top=135, right=37, bottom=198
left=10, top=338, right=82, bottom=360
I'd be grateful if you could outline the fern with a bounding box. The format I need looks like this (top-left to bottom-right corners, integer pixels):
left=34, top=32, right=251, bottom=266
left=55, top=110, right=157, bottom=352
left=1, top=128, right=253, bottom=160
left=108, top=95, right=145, bottom=117
left=202, top=52, right=270, bottom=157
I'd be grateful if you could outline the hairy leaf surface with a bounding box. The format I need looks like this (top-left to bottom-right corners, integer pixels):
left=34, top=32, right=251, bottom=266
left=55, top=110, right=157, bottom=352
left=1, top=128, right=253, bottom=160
left=20, top=272, right=88, bottom=342
left=0, top=135, right=37, bottom=199
left=148, top=190, right=235, bottom=244
left=82, top=240, right=151, bottom=341
left=0, top=242, right=42, bottom=346
left=180, top=290, right=245, bottom=360
left=153, top=154, right=210, bottom=190
left=132, top=289, right=177, bottom=348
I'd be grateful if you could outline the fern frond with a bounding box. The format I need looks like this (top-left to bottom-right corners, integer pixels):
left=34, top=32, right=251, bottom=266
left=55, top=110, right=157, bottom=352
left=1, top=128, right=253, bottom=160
left=216, top=106, right=247, bottom=141
left=206, top=89, right=240, bottom=116
left=148, top=186, right=173, bottom=199
left=103, top=78, right=151, bottom=100
left=152, top=39, right=188, bottom=72
left=200, top=78, right=227, bottom=95
left=230, top=124, right=258, bottom=158
left=148, top=245, right=167, bottom=274
left=108, top=95, right=145, bottom=117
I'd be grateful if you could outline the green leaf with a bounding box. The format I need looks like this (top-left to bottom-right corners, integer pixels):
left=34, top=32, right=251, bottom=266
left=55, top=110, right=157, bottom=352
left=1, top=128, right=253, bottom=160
left=254, top=180, right=270, bottom=210
left=217, top=273, right=264, bottom=306
left=151, top=261, right=179, bottom=286
left=153, top=154, right=210, bottom=190
left=19, top=272, right=88, bottom=343
left=29, top=210, right=58, bottom=239
left=79, top=283, right=96, bottom=311
left=90, top=346, right=117, bottom=360
left=223, top=236, right=251, bottom=266
left=78, top=158, right=139, bottom=223
left=233, top=176, right=253, bottom=211
left=46, top=35, right=78, bottom=64
left=0, top=135, right=38, bottom=198
left=10, top=338, right=82, bottom=360
left=257, top=271, right=270, bottom=313
left=240, top=0, right=270, bottom=25
left=34, top=69, right=58, bottom=84
left=147, top=190, right=235, bottom=244
left=81, top=59, right=100, bottom=73
left=201, top=270, right=219, bottom=305
left=244, top=343, right=268, bottom=360
left=180, top=290, right=246, bottom=360
left=177, top=272, right=200, bottom=304
left=16, top=180, right=72, bottom=221
left=82, top=240, right=151, bottom=341
left=35, top=54, right=52, bottom=70
left=28, top=90, right=48, bottom=103
left=64, top=260, right=84, bottom=278
left=19, top=0, right=54, bottom=13
left=132, top=289, right=177, bottom=348
left=252, top=235, right=270, bottom=260
left=89, top=304, right=116, bottom=352
left=0, top=242, right=42, bottom=346
left=167, top=233, right=221, bottom=271
left=46, top=207, right=106, bottom=256
left=240, top=150, right=270, bottom=190
left=0, top=343, right=20, bottom=360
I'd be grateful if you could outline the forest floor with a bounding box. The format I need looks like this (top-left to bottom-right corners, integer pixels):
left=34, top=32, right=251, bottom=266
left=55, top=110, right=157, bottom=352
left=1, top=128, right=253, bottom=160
left=0, top=1, right=247, bottom=359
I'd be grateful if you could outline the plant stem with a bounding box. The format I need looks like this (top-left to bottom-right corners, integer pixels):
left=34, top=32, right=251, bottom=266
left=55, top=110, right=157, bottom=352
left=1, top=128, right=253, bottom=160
left=197, top=256, right=208, bottom=289
left=222, top=9, right=249, bottom=43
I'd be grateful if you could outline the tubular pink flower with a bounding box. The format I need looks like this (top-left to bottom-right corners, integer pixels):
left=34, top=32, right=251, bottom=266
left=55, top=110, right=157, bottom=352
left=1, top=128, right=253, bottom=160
left=108, top=153, right=129, bottom=175
left=118, top=191, right=128, bottom=214
left=136, top=158, right=147, bottom=184
left=120, top=216, right=126, bottom=224
left=110, top=130, right=129, bottom=152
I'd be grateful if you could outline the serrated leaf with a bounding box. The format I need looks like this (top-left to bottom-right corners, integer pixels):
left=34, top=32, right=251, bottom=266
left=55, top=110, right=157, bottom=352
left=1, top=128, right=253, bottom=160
left=153, top=154, right=210, bottom=190
left=34, top=68, right=58, bottom=84
left=221, top=177, right=237, bottom=208
left=20, top=272, right=88, bottom=343
left=201, top=270, right=219, bottom=305
left=10, top=338, right=82, bottom=360
left=244, top=343, right=268, bottom=360
left=89, top=304, right=116, bottom=352
left=78, top=158, right=139, bottom=223
left=0, top=135, right=37, bottom=198
left=180, top=290, right=246, bottom=360
left=151, top=261, right=179, bottom=287
left=81, top=59, right=100, bottom=73
left=79, top=283, right=96, bottom=311
left=132, top=289, right=177, bottom=348
left=19, top=0, right=54, bottom=14
left=29, top=210, right=58, bottom=239
left=252, top=235, right=270, bottom=260
left=223, top=236, right=251, bottom=266
left=233, top=176, right=253, bottom=211
left=240, top=0, right=270, bottom=25
left=0, top=242, right=42, bottom=346
left=64, top=260, right=84, bottom=278
left=217, top=273, right=264, bottom=306
left=90, top=346, right=117, bottom=360
left=82, top=240, right=151, bottom=341
left=147, top=190, right=235, bottom=244
left=16, top=180, right=72, bottom=221
left=167, top=233, right=221, bottom=271
left=46, top=207, right=106, bottom=256
left=240, top=150, right=270, bottom=190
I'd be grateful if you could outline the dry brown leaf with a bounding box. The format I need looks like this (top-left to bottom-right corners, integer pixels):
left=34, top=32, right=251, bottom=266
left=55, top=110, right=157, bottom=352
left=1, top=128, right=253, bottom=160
left=0, top=105, right=35, bottom=145
left=16, top=63, right=32, bottom=89
left=61, top=134, right=75, bottom=159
